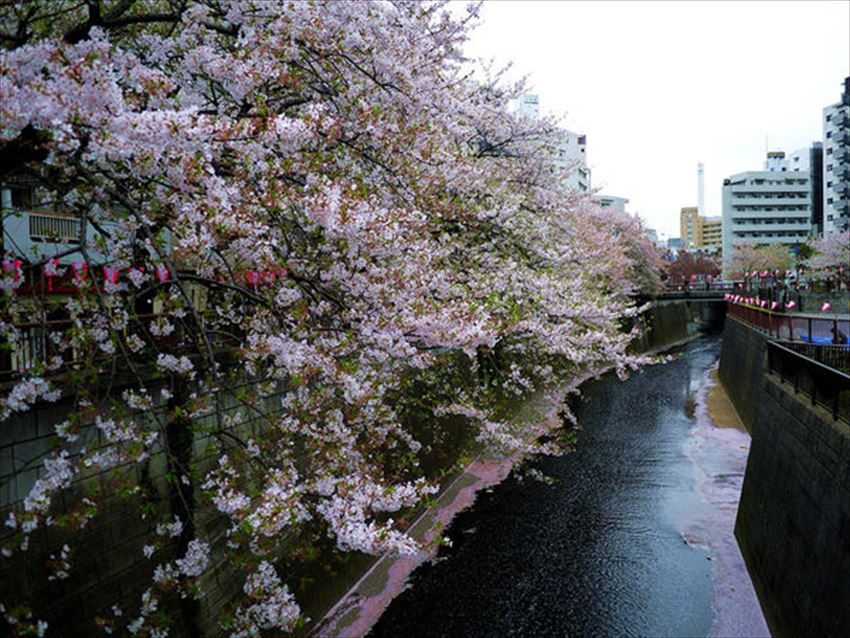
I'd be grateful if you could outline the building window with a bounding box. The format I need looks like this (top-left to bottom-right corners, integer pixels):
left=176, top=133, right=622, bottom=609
left=828, top=198, right=834, bottom=204
left=827, top=165, right=833, bottom=171
left=828, top=181, right=833, bottom=187
left=827, top=131, right=832, bottom=138
left=827, top=148, right=833, bottom=155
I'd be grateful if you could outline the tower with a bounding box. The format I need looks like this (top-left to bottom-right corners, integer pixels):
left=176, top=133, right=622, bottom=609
left=697, top=162, right=705, bottom=217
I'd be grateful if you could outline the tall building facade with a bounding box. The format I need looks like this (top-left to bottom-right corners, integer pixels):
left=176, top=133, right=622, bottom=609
left=594, top=195, right=629, bottom=215
left=809, top=142, right=824, bottom=234
left=681, top=206, right=700, bottom=247
left=515, top=93, right=590, bottom=192
left=552, top=129, right=590, bottom=192
left=722, top=159, right=812, bottom=274
left=680, top=206, right=721, bottom=251
left=516, top=93, right=540, bottom=120
left=701, top=217, right=722, bottom=249
left=823, top=77, right=850, bottom=234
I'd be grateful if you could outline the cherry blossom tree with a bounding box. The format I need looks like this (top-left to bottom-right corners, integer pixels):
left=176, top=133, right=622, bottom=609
left=806, top=230, right=850, bottom=289
left=585, top=206, right=664, bottom=297
left=728, top=242, right=794, bottom=280
left=1, top=1, right=651, bottom=634
left=664, top=251, right=720, bottom=286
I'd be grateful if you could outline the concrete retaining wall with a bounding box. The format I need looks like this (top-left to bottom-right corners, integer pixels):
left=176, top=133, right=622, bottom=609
left=719, top=315, right=850, bottom=637
left=735, top=378, right=850, bottom=637
left=633, top=299, right=725, bottom=353
left=718, top=316, right=769, bottom=432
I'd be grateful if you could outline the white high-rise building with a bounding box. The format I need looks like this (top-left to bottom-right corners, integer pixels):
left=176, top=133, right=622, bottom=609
left=823, top=77, right=850, bottom=234
left=515, top=93, right=590, bottom=192
left=593, top=195, right=629, bottom=216
left=722, top=156, right=813, bottom=275
left=763, top=148, right=813, bottom=173
left=552, top=129, right=590, bottom=192
left=516, top=93, right=540, bottom=121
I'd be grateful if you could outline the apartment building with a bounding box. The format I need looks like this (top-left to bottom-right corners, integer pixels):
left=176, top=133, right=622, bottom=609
left=721, top=159, right=812, bottom=275
left=823, top=77, right=850, bottom=234
left=594, top=195, right=629, bottom=216
left=680, top=207, right=722, bottom=251
left=515, top=93, right=591, bottom=192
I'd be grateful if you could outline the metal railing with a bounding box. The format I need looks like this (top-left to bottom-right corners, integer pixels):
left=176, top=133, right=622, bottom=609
left=779, top=341, right=850, bottom=373
left=727, top=303, right=850, bottom=346
left=28, top=213, right=81, bottom=243
left=662, top=281, right=737, bottom=293
left=0, top=314, right=238, bottom=382
left=767, top=340, right=850, bottom=424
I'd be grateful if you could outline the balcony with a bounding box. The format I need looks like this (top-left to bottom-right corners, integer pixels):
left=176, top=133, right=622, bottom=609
left=731, top=181, right=809, bottom=193
left=732, top=200, right=809, bottom=210
left=28, top=213, right=81, bottom=243
left=2, top=210, right=116, bottom=265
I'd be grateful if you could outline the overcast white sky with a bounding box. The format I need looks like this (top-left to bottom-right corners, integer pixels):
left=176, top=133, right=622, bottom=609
left=455, top=0, right=850, bottom=238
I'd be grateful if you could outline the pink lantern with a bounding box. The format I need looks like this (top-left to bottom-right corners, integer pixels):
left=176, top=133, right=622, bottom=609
left=103, top=266, right=120, bottom=285
left=785, top=301, right=796, bottom=309
left=2, top=259, right=23, bottom=295
left=822, top=302, right=832, bottom=312
left=771, top=301, right=778, bottom=310
left=71, top=261, right=88, bottom=283
left=155, top=265, right=169, bottom=283
left=760, top=300, right=767, bottom=308
left=44, top=258, right=59, bottom=292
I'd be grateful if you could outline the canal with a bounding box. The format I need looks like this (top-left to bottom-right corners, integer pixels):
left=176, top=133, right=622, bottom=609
left=370, top=334, right=764, bottom=637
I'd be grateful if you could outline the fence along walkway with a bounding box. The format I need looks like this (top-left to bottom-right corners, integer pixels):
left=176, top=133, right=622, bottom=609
left=767, top=340, right=850, bottom=424
left=727, top=301, right=850, bottom=424
left=727, top=302, right=850, bottom=346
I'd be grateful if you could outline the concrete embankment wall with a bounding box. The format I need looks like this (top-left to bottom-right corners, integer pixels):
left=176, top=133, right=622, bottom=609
left=633, top=299, right=725, bottom=353
left=719, top=315, right=850, bottom=637
left=718, top=316, right=769, bottom=432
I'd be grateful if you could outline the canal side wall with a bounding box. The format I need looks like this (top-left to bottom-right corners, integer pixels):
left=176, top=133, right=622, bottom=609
left=718, top=315, right=768, bottom=432
left=634, top=299, right=725, bottom=353
left=719, top=314, right=850, bottom=637
left=735, top=379, right=850, bottom=638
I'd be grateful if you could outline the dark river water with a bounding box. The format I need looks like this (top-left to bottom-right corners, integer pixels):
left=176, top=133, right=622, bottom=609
left=370, top=336, right=727, bottom=638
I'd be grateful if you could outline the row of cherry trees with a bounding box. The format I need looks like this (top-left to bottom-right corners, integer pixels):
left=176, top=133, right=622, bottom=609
left=728, top=232, right=849, bottom=288
left=1, top=2, right=659, bottom=635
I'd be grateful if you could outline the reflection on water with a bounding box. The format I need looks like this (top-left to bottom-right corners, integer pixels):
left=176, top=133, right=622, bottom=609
left=370, top=337, right=732, bottom=638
